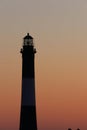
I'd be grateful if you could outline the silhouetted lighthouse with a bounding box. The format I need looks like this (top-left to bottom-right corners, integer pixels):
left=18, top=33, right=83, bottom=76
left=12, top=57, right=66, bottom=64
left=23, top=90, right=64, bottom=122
left=19, top=33, right=37, bottom=130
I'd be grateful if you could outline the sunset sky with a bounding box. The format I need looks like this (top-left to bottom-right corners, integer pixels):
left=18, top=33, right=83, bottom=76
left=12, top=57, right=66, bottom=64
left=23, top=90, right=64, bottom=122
left=0, top=0, right=87, bottom=130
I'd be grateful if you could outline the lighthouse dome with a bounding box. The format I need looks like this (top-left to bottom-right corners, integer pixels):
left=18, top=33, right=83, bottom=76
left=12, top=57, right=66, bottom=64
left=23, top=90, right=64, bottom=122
left=24, top=33, right=33, bottom=39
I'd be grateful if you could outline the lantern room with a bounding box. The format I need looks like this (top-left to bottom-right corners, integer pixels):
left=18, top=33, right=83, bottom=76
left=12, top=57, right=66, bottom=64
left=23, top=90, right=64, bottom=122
left=23, top=33, right=33, bottom=46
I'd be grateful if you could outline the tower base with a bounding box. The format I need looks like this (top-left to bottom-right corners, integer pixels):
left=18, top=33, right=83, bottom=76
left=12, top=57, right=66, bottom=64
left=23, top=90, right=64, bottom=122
left=20, top=106, right=37, bottom=130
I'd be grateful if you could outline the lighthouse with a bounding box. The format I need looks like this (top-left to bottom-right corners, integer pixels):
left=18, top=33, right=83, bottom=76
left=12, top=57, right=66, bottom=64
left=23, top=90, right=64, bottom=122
left=19, top=33, right=37, bottom=130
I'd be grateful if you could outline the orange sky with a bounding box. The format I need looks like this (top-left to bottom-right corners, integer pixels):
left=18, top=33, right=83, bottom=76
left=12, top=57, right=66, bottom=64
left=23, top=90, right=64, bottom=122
left=0, top=0, right=87, bottom=130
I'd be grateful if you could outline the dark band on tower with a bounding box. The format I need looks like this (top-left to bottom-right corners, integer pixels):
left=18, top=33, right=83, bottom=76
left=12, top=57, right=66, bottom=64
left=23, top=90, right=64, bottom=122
left=19, top=33, right=37, bottom=130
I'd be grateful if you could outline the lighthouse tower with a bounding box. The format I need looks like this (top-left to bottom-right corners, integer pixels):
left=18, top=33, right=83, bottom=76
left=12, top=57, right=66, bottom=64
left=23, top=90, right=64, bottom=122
left=19, top=33, right=37, bottom=130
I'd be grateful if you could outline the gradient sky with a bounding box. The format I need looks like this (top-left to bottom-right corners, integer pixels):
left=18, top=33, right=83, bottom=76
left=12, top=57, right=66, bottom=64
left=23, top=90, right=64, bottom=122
left=0, top=0, right=87, bottom=130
